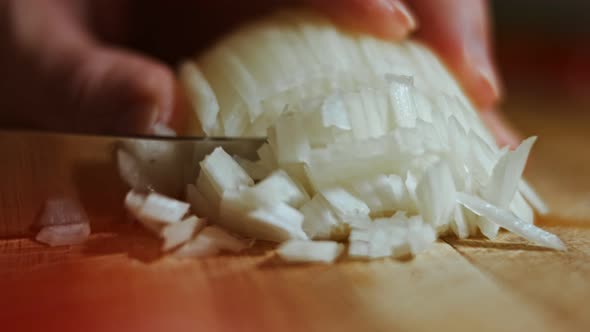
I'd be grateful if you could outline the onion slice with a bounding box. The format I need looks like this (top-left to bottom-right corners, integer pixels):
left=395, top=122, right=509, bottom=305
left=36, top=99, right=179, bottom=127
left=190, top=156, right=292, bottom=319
left=36, top=223, right=91, bottom=247
left=277, top=240, right=343, bottom=263
left=174, top=226, right=252, bottom=258
left=38, top=197, right=90, bottom=226
left=457, top=192, right=565, bottom=250
left=161, top=216, right=206, bottom=251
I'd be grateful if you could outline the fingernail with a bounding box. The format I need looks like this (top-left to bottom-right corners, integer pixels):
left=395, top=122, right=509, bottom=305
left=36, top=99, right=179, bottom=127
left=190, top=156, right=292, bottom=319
left=476, top=64, right=502, bottom=104
left=463, top=36, right=502, bottom=108
left=370, top=0, right=417, bottom=39
left=480, top=109, right=522, bottom=149
left=152, top=122, right=177, bottom=136
left=389, top=1, right=417, bottom=31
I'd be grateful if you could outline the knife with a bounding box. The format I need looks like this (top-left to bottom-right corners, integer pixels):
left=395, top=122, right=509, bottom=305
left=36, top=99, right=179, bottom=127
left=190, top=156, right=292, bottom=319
left=0, top=130, right=265, bottom=238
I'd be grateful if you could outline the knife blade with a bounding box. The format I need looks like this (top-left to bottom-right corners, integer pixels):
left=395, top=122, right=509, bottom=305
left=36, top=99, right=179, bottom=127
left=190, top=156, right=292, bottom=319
left=0, top=130, right=265, bottom=238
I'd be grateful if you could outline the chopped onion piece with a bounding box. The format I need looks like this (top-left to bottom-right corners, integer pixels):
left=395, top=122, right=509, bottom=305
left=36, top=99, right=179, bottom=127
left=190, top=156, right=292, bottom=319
left=179, top=61, right=220, bottom=136
left=219, top=193, right=308, bottom=242
left=415, top=161, right=456, bottom=229
left=387, top=78, right=418, bottom=128
left=199, top=147, right=254, bottom=195
left=186, top=184, right=215, bottom=220
left=518, top=180, right=550, bottom=215
left=270, top=112, right=311, bottom=164
left=257, top=143, right=278, bottom=170
left=451, top=205, right=469, bottom=239
left=174, top=226, right=252, bottom=258
left=300, top=194, right=347, bottom=240
left=161, top=216, right=206, bottom=251
left=320, top=94, right=352, bottom=130
left=483, top=137, right=536, bottom=208
left=138, top=192, right=190, bottom=224
left=174, top=226, right=253, bottom=257
left=321, top=187, right=370, bottom=220
left=174, top=235, right=218, bottom=258
left=36, top=223, right=91, bottom=247
left=200, top=226, right=253, bottom=252
left=348, top=241, right=370, bottom=258
left=277, top=240, right=343, bottom=263
left=246, top=205, right=308, bottom=241
left=233, top=155, right=272, bottom=181
left=241, top=170, right=309, bottom=208
left=406, top=216, right=437, bottom=255
left=476, top=216, right=500, bottom=240
left=348, top=174, right=413, bottom=216
left=124, top=190, right=146, bottom=219
left=457, top=192, right=565, bottom=250
left=510, top=191, right=534, bottom=225
left=38, top=197, right=90, bottom=226
left=196, top=170, right=221, bottom=211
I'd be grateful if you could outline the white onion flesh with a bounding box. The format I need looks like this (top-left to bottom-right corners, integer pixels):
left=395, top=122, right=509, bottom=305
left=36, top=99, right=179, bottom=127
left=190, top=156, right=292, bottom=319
left=240, top=170, right=309, bottom=208
left=38, top=198, right=90, bottom=226
left=233, top=155, right=272, bottom=181
left=219, top=192, right=308, bottom=242
left=200, top=147, right=254, bottom=194
left=136, top=192, right=190, bottom=224
left=174, top=226, right=252, bottom=258
left=35, top=198, right=91, bottom=247
left=161, top=216, right=206, bottom=251
left=36, top=223, right=91, bottom=247
left=277, top=240, right=343, bottom=263
left=518, top=180, right=550, bottom=215
left=117, top=10, right=564, bottom=263
left=457, top=192, right=565, bottom=250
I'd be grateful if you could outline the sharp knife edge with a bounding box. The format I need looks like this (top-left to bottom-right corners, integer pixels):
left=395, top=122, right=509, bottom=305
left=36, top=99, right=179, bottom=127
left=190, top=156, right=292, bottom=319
left=0, top=130, right=265, bottom=238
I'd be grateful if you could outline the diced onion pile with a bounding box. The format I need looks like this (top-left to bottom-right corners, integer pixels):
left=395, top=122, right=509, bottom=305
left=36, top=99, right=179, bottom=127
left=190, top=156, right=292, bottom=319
left=120, top=10, right=564, bottom=263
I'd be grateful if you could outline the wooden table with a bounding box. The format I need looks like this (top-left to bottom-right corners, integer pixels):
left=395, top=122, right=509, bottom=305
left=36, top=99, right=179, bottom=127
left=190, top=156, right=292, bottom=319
left=1, top=97, right=589, bottom=332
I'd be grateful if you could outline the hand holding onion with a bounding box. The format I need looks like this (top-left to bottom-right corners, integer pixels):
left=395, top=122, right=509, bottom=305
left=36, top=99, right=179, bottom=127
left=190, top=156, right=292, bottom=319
left=0, top=0, right=517, bottom=146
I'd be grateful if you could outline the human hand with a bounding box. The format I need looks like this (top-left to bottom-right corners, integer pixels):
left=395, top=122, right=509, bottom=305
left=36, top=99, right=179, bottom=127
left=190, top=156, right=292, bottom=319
left=0, top=0, right=518, bottom=146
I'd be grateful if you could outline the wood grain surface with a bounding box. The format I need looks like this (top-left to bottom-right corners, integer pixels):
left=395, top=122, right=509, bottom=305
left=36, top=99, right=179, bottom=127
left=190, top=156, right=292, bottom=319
left=1, top=97, right=589, bottom=332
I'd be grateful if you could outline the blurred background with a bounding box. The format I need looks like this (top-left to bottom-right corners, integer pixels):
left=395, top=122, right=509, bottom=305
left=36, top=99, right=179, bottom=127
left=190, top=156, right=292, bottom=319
left=491, top=0, right=590, bottom=219
left=492, top=0, right=590, bottom=99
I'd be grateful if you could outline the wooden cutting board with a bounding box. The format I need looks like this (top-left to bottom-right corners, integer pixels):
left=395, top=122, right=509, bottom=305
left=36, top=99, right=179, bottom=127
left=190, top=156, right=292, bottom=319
left=1, top=97, right=589, bottom=332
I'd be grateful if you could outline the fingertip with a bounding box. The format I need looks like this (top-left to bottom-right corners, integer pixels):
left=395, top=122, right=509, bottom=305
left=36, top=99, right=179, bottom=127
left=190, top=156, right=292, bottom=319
left=308, top=0, right=417, bottom=40
left=458, top=48, right=503, bottom=109
left=480, top=109, right=522, bottom=149
left=72, top=47, right=179, bottom=135
left=410, top=0, right=501, bottom=109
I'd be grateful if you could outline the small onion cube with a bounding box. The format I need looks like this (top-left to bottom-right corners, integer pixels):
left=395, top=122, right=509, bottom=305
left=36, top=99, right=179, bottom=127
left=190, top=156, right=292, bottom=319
left=36, top=223, right=91, bottom=247
left=199, top=147, right=254, bottom=196
left=174, top=226, right=250, bottom=258
left=161, top=216, right=206, bottom=251
left=241, top=170, right=309, bottom=208
left=138, top=192, right=190, bottom=224
left=38, top=197, right=90, bottom=226
left=219, top=193, right=308, bottom=242
left=277, top=240, right=343, bottom=263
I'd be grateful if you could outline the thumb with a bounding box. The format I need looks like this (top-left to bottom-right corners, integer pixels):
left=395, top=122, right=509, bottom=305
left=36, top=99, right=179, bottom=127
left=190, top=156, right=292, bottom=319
left=69, top=47, right=186, bottom=135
